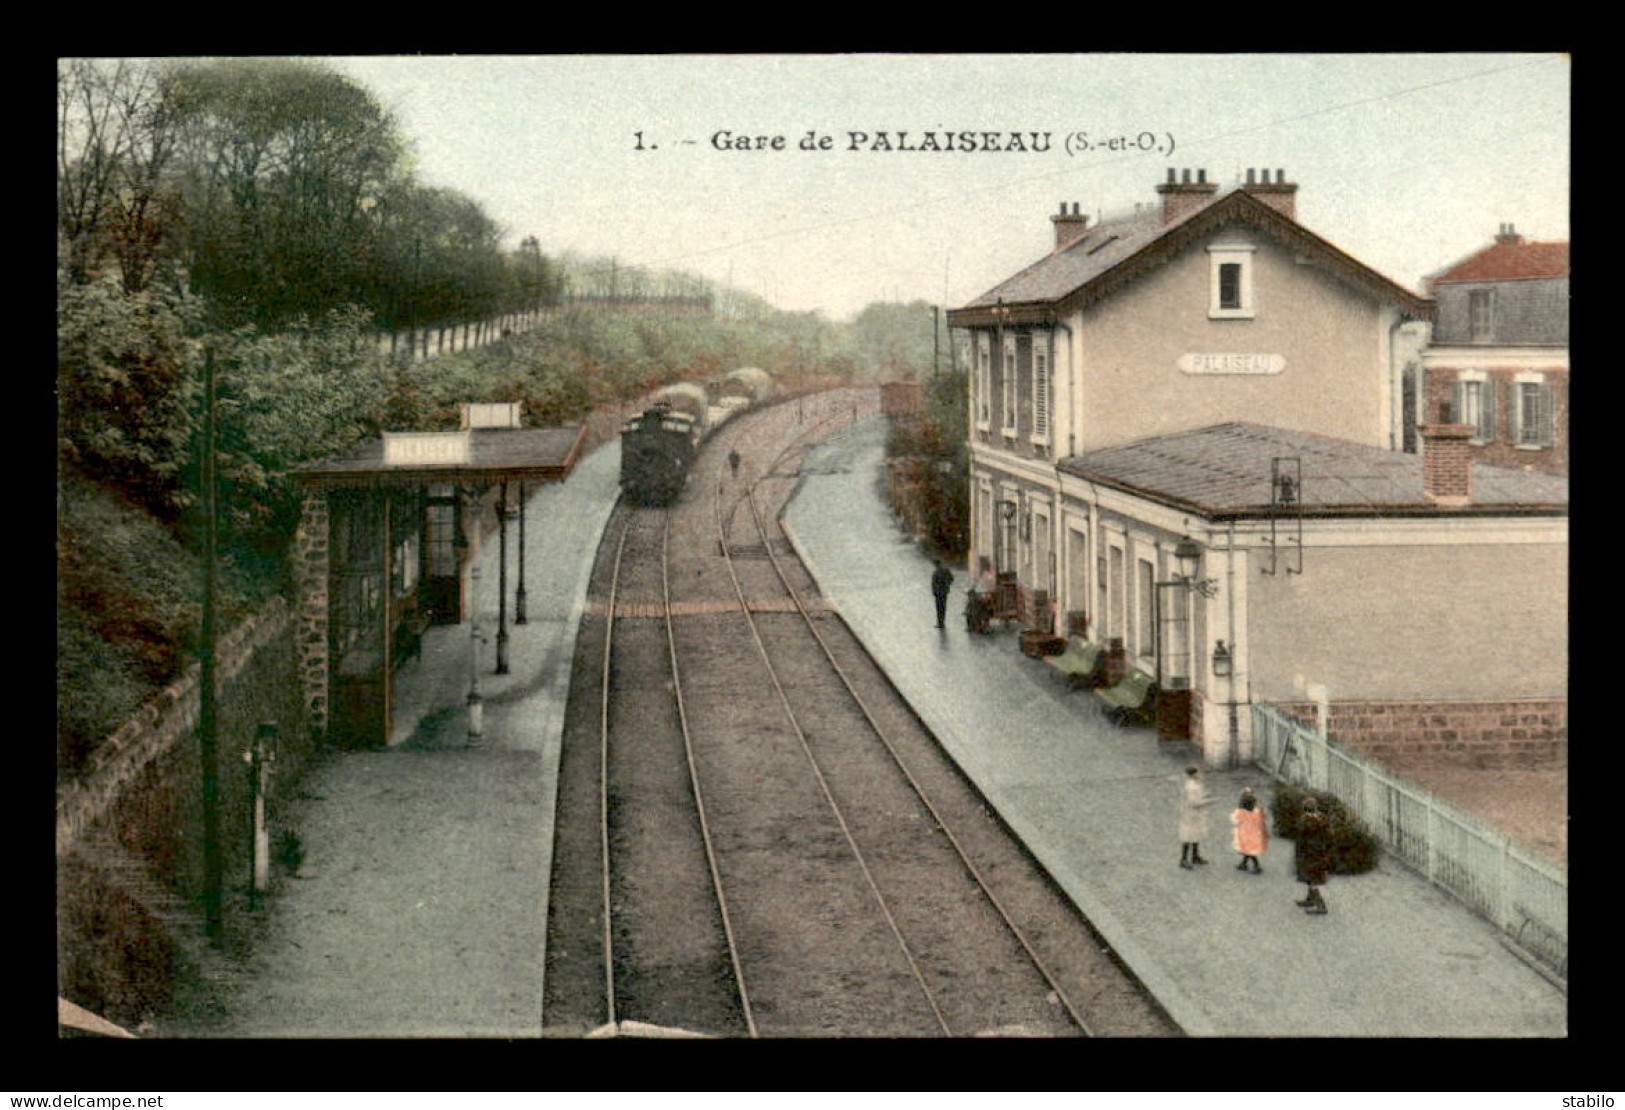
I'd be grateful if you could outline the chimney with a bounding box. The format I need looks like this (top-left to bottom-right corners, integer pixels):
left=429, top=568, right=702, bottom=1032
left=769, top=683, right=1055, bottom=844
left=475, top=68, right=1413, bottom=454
left=1495, top=222, right=1524, bottom=246
left=1419, top=405, right=1474, bottom=507
left=1240, top=167, right=1298, bottom=221
left=1051, top=201, right=1090, bottom=251
left=1155, top=167, right=1218, bottom=225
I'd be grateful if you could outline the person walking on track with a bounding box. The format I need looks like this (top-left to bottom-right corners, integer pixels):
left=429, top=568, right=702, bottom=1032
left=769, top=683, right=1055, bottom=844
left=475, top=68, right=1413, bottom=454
left=931, top=560, right=954, bottom=629
left=1178, top=765, right=1213, bottom=869
left=1294, top=796, right=1332, bottom=914
left=1230, top=786, right=1269, bottom=874
left=727, top=448, right=741, bottom=480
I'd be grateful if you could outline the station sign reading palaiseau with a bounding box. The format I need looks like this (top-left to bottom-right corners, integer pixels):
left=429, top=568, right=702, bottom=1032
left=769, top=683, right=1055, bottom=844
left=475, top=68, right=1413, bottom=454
left=1177, top=353, right=1285, bottom=376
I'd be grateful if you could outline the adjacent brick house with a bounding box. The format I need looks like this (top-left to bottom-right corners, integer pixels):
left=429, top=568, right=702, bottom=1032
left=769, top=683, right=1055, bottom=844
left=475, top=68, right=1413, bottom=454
left=1420, top=225, right=1569, bottom=475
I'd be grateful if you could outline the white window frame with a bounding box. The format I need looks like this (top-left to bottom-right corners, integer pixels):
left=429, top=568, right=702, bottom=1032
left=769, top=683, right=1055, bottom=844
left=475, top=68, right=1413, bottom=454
left=1512, top=370, right=1556, bottom=449
left=975, top=333, right=991, bottom=430
left=1207, top=242, right=1257, bottom=319
left=1030, top=332, right=1051, bottom=446
left=1453, top=369, right=1495, bottom=444
left=1001, top=336, right=1019, bottom=436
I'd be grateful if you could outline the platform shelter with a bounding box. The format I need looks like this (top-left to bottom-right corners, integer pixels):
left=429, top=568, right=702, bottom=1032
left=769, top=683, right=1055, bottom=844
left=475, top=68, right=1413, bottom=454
left=291, top=404, right=584, bottom=748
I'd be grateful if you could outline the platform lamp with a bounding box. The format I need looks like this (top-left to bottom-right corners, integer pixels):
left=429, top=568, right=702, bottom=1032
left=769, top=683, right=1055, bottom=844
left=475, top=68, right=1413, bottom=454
left=514, top=480, right=528, bottom=624
left=467, top=564, right=484, bottom=746
left=1171, top=536, right=1219, bottom=598
left=495, top=483, right=510, bottom=676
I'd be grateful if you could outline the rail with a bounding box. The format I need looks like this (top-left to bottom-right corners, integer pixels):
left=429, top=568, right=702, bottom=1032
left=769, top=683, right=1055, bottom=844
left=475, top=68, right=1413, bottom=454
left=659, top=508, right=758, bottom=1036
left=712, top=418, right=953, bottom=1036
left=741, top=469, right=1098, bottom=1037
left=598, top=507, right=756, bottom=1033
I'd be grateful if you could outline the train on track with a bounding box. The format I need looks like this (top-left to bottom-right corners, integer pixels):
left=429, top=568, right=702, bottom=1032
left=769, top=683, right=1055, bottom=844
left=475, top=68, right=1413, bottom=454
left=619, top=367, right=775, bottom=506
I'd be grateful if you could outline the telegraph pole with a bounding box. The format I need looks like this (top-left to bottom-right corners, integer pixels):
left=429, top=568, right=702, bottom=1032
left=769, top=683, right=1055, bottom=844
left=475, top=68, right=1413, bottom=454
left=200, top=345, right=223, bottom=940
left=933, top=306, right=940, bottom=381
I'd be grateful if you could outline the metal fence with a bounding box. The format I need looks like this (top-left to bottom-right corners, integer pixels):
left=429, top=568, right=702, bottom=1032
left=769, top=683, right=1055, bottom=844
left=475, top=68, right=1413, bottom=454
left=1251, top=703, right=1567, bottom=978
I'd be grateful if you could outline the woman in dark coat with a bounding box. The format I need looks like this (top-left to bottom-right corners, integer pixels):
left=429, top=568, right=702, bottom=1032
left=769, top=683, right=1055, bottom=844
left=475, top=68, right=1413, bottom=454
left=1294, top=796, right=1332, bottom=915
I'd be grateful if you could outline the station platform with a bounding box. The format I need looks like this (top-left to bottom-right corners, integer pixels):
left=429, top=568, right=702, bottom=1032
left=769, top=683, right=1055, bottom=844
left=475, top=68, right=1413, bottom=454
left=170, top=441, right=621, bottom=1037
left=782, top=416, right=1567, bottom=1038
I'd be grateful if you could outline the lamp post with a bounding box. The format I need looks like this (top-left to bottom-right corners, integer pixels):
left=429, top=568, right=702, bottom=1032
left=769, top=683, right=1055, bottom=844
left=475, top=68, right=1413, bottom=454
left=495, top=483, right=510, bottom=675
left=467, top=565, right=484, bottom=745
left=515, top=480, right=528, bottom=624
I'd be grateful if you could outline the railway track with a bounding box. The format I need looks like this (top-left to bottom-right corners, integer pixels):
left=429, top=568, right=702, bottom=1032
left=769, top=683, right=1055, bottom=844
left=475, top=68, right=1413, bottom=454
left=545, top=390, right=1176, bottom=1037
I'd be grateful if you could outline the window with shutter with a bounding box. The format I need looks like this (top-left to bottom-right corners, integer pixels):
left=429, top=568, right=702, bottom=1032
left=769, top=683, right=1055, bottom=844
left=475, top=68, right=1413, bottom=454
left=976, top=335, right=991, bottom=428
left=1002, top=338, right=1018, bottom=434
left=1453, top=376, right=1495, bottom=442
left=1032, top=341, right=1050, bottom=443
left=1516, top=380, right=1556, bottom=447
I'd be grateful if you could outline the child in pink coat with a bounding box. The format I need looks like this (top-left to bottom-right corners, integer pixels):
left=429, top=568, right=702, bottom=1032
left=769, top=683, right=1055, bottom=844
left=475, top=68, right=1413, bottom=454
left=1230, top=787, right=1269, bottom=874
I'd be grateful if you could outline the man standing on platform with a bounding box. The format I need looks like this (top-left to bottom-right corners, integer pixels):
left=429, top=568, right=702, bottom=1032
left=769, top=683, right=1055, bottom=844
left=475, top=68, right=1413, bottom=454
left=931, top=559, right=954, bottom=629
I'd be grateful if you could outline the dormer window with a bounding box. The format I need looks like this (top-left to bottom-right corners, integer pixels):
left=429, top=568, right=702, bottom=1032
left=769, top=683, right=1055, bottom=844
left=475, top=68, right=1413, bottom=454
left=1207, top=242, right=1256, bottom=319
left=1468, top=288, right=1496, bottom=341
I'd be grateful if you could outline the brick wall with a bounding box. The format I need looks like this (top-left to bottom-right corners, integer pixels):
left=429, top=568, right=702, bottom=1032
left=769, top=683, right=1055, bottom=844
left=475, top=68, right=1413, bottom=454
left=1279, top=697, right=1566, bottom=769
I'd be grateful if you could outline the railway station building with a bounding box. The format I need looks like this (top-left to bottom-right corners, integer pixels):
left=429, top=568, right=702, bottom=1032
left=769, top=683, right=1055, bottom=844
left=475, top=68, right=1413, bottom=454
left=291, top=403, right=583, bottom=749
left=946, top=168, right=1568, bottom=766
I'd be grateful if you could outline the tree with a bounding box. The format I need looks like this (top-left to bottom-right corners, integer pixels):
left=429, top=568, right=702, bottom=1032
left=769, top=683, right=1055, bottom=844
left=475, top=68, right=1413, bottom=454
left=58, top=58, right=182, bottom=292
left=56, top=269, right=201, bottom=516
left=849, top=299, right=939, bottom=380
left=162, top=58, right=405, bottom=328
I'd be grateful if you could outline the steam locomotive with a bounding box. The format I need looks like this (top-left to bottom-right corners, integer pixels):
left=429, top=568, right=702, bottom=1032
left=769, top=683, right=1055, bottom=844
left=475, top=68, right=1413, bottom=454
left=619, top=368, right=775, bottom=506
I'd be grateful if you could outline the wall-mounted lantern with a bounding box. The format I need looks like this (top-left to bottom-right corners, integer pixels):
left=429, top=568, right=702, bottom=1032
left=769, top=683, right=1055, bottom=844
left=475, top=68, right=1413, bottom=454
left=1212, top=640, right=1233, bottom=678
left=1171, top=536, right=1220, bottom=598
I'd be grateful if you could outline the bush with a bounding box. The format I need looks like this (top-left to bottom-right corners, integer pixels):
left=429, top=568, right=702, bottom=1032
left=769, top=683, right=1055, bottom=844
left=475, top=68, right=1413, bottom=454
left=1271, top=781, right=1381, bottom=875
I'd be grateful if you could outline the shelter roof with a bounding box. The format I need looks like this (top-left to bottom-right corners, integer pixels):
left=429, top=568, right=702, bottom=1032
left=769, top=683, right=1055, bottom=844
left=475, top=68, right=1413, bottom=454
left=1057, top=422, right=1568, bottom=519
left=292, top=424, right=585, bottom=489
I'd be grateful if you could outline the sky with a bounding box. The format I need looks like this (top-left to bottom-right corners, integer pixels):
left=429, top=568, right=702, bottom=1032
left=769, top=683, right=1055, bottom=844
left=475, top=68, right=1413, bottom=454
left=327, top=53, right=1569, bottom=322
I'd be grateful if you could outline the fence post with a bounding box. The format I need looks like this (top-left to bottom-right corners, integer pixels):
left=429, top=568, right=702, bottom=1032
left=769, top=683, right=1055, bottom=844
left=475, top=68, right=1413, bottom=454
left=1426, top=799, right=1436, bottom=884
left=1497, top=834, right=1511, bottom=929
left=249, top=723, right=276, bottom=900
